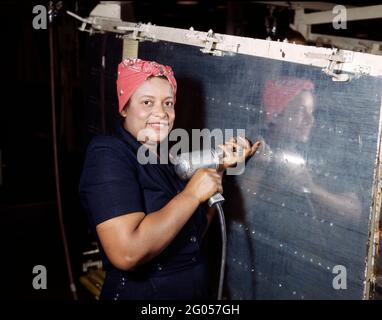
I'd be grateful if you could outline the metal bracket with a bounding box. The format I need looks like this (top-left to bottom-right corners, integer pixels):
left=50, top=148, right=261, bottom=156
left=67, top=11, right=98, bottom=34
left=67, top=11, right=156, bottom=41
left=116, top=23, right=156, bottom=42
left=305, top=50, right=353, bottom=82
left=201, top=29, right=223, bottom=56
left=186, top=29, right=225, bottom=56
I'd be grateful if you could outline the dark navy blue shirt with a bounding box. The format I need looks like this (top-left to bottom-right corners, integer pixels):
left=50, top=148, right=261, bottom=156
left=79, top=124, right=208, bottom=278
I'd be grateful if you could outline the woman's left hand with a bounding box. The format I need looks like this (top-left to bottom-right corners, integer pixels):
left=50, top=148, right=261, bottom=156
left=218, top=136, right=261, bottom=170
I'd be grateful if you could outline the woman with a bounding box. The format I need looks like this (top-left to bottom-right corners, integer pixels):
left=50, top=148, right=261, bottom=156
left=79, top=58, right=259, bottom=300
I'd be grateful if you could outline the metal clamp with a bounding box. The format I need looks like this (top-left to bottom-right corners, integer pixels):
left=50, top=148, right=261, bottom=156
left=185, top=28, right=225, bottom=56
left=67, top=11, right=156, bottom=41
left=66, top=11, right=97, bottom=34
left=200, top=29, right=223, bottom=56
left=305, top=50, right=352, bottom=82
left=116, top=23, right=156, bottom=42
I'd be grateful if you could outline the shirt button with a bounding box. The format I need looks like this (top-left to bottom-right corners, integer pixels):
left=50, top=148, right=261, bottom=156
left=191, top=256, right=197, bottom=262
left=157, top=263, right=163, bottom=271
left=190, top=236, right=197, bottom=243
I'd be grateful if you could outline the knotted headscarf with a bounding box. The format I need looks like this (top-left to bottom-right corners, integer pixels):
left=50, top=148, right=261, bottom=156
left=262, top=77, right=314, bottom=123
left=116, top=58, right=177, bottom=113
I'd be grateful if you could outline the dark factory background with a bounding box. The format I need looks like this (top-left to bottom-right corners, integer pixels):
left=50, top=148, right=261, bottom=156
left=1, top=0, right=381, bottom=300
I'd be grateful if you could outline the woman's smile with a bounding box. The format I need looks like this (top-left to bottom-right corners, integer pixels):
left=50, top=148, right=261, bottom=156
left=147, top=121, right=169, bottom=131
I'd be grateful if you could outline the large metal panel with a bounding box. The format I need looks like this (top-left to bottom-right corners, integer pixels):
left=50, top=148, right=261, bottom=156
left=138, top=41, right=382, bottom=299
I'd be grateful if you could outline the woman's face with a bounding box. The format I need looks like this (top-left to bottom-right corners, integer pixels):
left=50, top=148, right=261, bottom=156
left=276, top=90, right=315, bottom=143
left=120, top=77, right=175, bottom=144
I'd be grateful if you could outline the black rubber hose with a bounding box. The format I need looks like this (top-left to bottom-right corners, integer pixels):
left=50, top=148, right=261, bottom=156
left=216, top=202, right=227, bottom=300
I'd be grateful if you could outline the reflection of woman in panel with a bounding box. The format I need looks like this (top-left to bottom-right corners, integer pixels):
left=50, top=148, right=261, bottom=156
left=225, top=76, right=364, bottom=299
left=263, top=78, right=315, bottom=144
left=79, top=58, right=257, bottom=300
left=257, top=77, right=361, bottom=219
left=224, top=77, right=362, bottom=299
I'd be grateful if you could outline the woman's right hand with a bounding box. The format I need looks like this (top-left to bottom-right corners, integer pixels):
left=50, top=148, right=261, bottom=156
left=183, top=168, right=223, bottom=204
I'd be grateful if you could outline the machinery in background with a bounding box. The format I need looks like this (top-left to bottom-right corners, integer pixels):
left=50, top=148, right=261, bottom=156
left=79, top=242, right=104, bottom=299
left=255, top=1, right=382, bottom=54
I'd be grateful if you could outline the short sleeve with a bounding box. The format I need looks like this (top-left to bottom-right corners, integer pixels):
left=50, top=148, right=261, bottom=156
left=79, top=136, right=145, bottom=226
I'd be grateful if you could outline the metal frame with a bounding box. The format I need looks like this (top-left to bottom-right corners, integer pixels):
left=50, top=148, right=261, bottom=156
left=364, top=96, right=382, bottom=299
left=253, top=2, right=355, bottom=11
left=67, top=10, right=382, bottom=78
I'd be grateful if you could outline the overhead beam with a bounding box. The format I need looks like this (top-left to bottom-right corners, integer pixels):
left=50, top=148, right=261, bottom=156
left=309, top=32, right=382, bottom=55
left=303, top=5, right=382, bottom=25
left=252, top=2, right=353, bottom=11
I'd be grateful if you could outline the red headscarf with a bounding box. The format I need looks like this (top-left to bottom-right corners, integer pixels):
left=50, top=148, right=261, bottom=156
left=262, top=77, right=314, bottom=123
left=116, top=58, right=177, bottom=113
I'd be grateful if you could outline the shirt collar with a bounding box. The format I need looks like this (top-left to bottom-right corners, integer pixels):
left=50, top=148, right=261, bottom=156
left=115, top=122, right=173, bottom=165
left=115, top=122, right=143, bottom=153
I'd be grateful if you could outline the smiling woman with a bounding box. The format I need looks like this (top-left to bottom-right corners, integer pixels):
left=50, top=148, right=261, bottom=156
left=120, top=76, right=175, bottom=145
left=79, top=58, right=258, bottom=300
